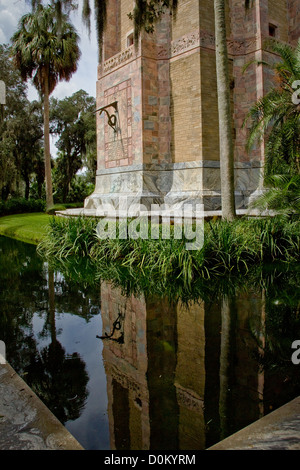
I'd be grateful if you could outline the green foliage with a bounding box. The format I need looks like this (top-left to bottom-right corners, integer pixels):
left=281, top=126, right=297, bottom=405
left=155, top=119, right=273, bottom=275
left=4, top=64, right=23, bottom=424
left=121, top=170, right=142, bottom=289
left=37, top=215, right=300, bottom=288
left=11, top=4, right=81, bottom=96
left=0, top=198, right=46, bottom=216
left=50, top=89, right=96, bottom=202
left=245, top=40, right=300, bottom=215
left=29, top=0, right=106, bottom=61
left=11, top=3, right=81, bottom=208
left=1, top=36, right=95, bottom=203
left=245, top=39, right=300, bottom=177
left=65, top=177, right=94, bottom=203
left=251, top=174, right=300, bottom=215
left=0, top=44, right=44, bottom=201
left=0, top=212, right=51, bottom=244
left=38, top=215, right=98, bottom=259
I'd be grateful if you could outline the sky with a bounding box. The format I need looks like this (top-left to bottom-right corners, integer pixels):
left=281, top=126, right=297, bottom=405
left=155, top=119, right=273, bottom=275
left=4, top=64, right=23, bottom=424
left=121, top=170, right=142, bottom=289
left=0, top=0, right=98, bottom=100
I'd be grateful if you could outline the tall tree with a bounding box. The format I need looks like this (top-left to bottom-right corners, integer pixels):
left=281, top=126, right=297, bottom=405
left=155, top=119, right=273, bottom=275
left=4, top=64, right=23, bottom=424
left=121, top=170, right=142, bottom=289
left=246, top=40, right=300, bottom=177
left=11, top=4, right=81, bottom=208
left=214, top=0, right=236, bottom=220
left=50, top=89, right=96, bottom=201
left=0, top=44, right=31, bottom=200
left=245, top=39, right=300, bottom=215
left=5, top=100, right=44, bottom=200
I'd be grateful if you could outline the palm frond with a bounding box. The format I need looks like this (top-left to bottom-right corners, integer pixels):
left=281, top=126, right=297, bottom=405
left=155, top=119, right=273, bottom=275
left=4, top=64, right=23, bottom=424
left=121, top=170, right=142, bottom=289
left=245, top=38, right=300, bottom=180
left=250, top=174, right=300, bottom=215
left=11, top=4, right=80, bottom=96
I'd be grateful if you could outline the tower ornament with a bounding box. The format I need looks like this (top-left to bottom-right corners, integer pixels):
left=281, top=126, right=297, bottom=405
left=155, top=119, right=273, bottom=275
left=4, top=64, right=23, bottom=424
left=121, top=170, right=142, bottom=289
left=95, top=101, right=118, bottom=132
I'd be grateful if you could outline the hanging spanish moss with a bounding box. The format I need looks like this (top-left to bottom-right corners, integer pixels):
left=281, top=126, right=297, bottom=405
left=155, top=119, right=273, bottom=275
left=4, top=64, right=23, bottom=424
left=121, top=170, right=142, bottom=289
left=79, top=0, right=107, bottom=62
left=29, top=0, right=77, bottom=33
left=82, top=0, right=92, bottom=38
left=28, top=0, right=178, bottom=63
left=94, top=0, right=107, bottom=62
left=128, top=0, right=178, bottom=46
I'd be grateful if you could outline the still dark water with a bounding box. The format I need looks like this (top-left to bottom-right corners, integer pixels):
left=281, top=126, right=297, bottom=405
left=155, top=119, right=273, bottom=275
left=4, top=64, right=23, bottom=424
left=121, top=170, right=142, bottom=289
left=1, top=235, right=300, bottom=450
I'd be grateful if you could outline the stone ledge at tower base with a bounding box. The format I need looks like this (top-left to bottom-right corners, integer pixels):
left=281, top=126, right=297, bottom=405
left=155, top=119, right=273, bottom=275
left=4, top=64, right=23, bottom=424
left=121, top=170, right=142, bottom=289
left=55, top=207, right=276, bottom=219
left=0, top=361, right=84, bottom=450
left=207, top=396, right=300, bottom=450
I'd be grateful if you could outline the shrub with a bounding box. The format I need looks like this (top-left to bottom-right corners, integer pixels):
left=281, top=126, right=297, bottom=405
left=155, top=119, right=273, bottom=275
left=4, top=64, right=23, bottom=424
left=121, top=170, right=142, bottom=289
left=0, top=198, right=46, bottom=216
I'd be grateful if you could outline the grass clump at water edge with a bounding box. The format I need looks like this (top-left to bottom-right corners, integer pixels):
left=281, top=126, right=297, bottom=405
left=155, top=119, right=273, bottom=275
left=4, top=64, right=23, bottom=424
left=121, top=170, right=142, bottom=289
left=37, top=215, right=300, bottom=285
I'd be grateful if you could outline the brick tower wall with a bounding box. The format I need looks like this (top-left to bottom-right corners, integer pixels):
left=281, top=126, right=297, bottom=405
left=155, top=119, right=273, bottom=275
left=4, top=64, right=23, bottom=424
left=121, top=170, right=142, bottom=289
left=84, top=0, right=299, bottom=212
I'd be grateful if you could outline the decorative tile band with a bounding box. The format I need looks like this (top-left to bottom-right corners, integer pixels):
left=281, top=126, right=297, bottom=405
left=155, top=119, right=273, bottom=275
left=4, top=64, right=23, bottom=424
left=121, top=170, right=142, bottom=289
left=103, top=46, right=135, bottom=74
left=171, top=29, right=259, bottom=57
left=101, top=30, right=261, bottom=76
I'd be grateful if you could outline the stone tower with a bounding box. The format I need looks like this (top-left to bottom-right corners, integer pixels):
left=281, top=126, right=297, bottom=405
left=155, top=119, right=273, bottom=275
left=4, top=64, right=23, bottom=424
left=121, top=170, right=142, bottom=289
left=83, top=0, right=299, bottom=214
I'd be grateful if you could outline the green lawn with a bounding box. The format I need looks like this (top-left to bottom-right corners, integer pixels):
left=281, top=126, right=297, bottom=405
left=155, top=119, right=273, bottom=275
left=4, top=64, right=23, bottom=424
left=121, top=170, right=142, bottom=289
left=0, top=213, right=52, bottom=245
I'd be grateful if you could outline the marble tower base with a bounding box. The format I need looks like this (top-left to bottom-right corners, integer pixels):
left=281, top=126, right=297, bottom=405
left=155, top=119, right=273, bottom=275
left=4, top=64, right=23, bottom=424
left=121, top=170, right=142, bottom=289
left=81, top=160, right=263, bottom=216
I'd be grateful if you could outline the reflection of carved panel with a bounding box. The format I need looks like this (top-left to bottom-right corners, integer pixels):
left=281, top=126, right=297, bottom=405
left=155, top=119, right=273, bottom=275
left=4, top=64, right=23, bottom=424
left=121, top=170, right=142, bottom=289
left=104, top=80, right=132, bottom=168
left=175, top=384, right=204, bottom=413
left=108, top=363, right=142, bottom=400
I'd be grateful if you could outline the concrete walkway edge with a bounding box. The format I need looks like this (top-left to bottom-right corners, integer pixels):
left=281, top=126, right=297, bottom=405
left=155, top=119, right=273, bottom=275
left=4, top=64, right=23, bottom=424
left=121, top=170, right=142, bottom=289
left=208, top=396, right=300, bottom=450
left=0, top=361, right=84, bottom=450
left=1, top=359, right=300, bottom=450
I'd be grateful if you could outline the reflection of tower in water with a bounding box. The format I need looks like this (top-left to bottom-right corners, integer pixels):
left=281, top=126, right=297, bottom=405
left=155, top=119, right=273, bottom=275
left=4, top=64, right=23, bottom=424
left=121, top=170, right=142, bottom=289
left=99, top=281, right=266, bottom=450
left=100, top=282, right=150, bottom=450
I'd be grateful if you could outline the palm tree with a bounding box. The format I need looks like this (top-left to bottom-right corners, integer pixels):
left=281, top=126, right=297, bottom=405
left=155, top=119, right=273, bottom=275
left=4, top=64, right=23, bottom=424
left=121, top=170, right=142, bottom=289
left=214, top=0, right=236, bottom=221
left=246, top=40, right=300, bottom=177
left=250, top=174, right=300, bottom=216
left=29, top=0, right=106, bottom=62
left=245, top=40, right=300, bottom=215
left=11, top=4, right=81, bottom=208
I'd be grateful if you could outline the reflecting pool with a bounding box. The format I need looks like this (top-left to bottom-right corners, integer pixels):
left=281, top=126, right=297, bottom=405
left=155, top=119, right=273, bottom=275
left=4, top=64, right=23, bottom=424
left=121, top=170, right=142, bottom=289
left=0, top=235, right=300, bottom=450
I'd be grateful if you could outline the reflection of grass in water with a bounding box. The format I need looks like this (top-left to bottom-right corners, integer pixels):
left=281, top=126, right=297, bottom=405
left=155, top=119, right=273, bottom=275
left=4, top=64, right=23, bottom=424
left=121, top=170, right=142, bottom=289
left=45, top=245, right=300, bottom=308
left=34, top=214, right=300, bottom=308
left=47, top=255, right=99, bottom=289
left=50, top=249, right=300, bottom=416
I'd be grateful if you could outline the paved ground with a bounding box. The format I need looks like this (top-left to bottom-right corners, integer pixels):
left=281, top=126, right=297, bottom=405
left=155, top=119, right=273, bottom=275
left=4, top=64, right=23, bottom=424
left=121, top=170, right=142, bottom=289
left=0, top=361, right=83, bottom=450
left=208, top=396, right=300, bottom=450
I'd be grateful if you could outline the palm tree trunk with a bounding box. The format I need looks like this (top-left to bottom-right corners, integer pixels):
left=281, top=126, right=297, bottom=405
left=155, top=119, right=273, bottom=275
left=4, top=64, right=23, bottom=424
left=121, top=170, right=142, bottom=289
left=219, top=297, right=232, bottom=440
left=43, top=78, right=53, bottom=209
left=48, top=268, right=56, bottom=344
left=214, top=0, right=236, bottom=221
left=24, top=175, right=30, bottom=200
